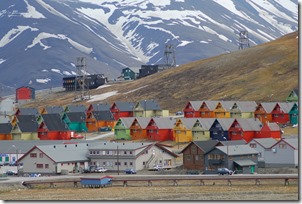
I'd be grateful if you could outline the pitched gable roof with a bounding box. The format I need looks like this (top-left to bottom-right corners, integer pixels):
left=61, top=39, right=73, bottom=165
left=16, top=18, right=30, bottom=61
left=44, top=106, right=64, bottom=114
left=216, top=145, right=259, bottom=156
left=279, top=138, right=298, bottom=149
left=113, top=102, right=135, bottom=112
left=196, top=118, right=215, bottom=130
left=137, top=100, right=161, bottom=111
left=133, top=117, right=151, bottom=128
left=215, top=118, right=235, bottom=130
left=277, top=102, right=296, bottom=113
left=0, top=123, right=12, bottom=134
left=17, top=108, right=40, bottom=117
left=41, top=114, right=69, bottom=131
left=90, top=103, right=111, bottom=111
left=201, top=101, right=219, bottom=110
left=233, top=101, right=257, bottom=112
left=16, top=115, right=39, bottom=132
left=178, top=118, right=197, bottom=129
left=180, top=140, right=221, bottom=154
left=258, top=102, right=277, bottom=113
left=188, top=101, right=203, bottom=111
left=250, top=138, right=278, bottom=149
left=118, top=117, right=136, bottom=128
left=65, top=104, right=87, bottom=113
left=64, top=112, right=86, bottom=122
left=92, top=111, right=115, bottom=121
left=150, top=117, right=176, bottom=129
left=234, top=118, right=262, bottom=131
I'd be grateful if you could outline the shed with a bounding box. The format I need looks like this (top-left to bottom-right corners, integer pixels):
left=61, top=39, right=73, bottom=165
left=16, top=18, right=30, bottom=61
left=80, top=176, right=113, bottom=188
left=16, top=86, right=35, bottom=102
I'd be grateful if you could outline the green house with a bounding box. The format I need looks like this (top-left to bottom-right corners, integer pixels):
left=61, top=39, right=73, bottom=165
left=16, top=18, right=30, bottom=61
left=62, top=112, right=88, bottom=132
left=289, top=103, right=298, bottom=125
left=191, top=118, right=215, bottom=141
left=121, top=67, right=140, bottom=80
left=286, top=89, right=298, bottom=102
left=114, top=117, right=135, bottom=140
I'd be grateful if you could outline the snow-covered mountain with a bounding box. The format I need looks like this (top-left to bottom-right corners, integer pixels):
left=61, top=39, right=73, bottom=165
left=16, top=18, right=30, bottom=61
left=0, top=0, right=298, bottom=95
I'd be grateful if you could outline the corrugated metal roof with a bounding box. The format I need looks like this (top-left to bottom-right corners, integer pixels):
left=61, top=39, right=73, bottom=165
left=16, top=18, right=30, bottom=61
left=193, top=140, right=221, bottom=154
left=16, top=115, right=39, bottom=132
left=277, top=102, right=296, bottom=113
left=0, top=123, right=12, bottom=134
left=251, top=138, right=278, bottom=148
left=235, top=118, right=262, bottom=131
left=45, top=106, right=64, bottom=114
left=220, top=101, right=236, bottom=110
left=92, top=111, right=115, bottom=121
left=42, top=113, right=69, bottom=131
left=260, top=102, right=276, bottom=113
left=66, top=105, right=87, bottom=113
left=234, top=159, right=256, bottom=166
left=134, top=117, right=151, bottom=128
left=216, top=118, right=235, bottom=130
left=0, top=115, right=10, bottom=123
left=220, top=140, right=246, bottom=146
left=282, top=138, right=298, bottom=149
left=151, top=117, right=176, bottom=129
left=119, top=117, right=136, bottom=128
left=266, top=122, right=280, bottom=131
left=197, top=118, right=215, bottom=130
left=137, top=100, right=161, bottom=111
left=18, top=108, right=40, bottom=117
left=189, top=101, right=203, bottom=111
left=203, top=101, right=219, bottom=110
left=65, top=112, right=87, bottom=122
left=113, top=102, right=135, bottom=112
left=216, top=145, right=259, bottom=156
left=234, top=101, right=257, bottom=112
left=179, top=118, right=197, bottom=129
left=91, top=103, right=110, bottom=111
left=89, top=142, right=153, bottom=151
left=36, top=143, right=93, bottom=162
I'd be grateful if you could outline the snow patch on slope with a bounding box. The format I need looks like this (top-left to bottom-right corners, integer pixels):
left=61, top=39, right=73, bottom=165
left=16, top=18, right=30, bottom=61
left=21, top=0, right=46, bottom=19
left=0, top=26, right=38, bottom=48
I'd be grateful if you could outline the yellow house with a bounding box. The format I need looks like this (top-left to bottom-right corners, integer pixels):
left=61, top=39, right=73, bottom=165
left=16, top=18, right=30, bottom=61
left=213, top=101, right=235, bottom=118
left=11, top=115, right=39, bottom=140
left=133, top=100, right=169, bottom=117
left=230, top=101, right=257, bottom=118
left=192, top=118, right=215, bottom=141
left=173, top=118, right=197, bottom=143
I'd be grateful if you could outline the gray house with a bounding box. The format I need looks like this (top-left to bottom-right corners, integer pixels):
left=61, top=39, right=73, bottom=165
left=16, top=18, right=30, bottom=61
left=18, top=142, right=93, bottom=174
left=205, top=145, right=259, bottom=174
left=87, top=142, right=178, bottom=172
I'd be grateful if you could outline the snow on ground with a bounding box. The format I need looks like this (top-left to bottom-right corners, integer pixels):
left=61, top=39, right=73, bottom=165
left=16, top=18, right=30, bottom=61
left=0, top=26, right=38, bottom=48
left=0, top=59, right=6, bottom=64
left=123, top=85, right=148, bottom=94
left=51, top=69, right=62, bottom=75
left=96, top=84, right=112, bottom=89
left=20, top=0, right=46, bottom=19
left=36, top=78, right=51, bottom=84
left=87, top=91, right=118, bottom=102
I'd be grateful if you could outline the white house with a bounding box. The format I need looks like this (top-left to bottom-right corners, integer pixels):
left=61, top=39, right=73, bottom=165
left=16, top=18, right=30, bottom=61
left=87, top=142, right=178, bottom=171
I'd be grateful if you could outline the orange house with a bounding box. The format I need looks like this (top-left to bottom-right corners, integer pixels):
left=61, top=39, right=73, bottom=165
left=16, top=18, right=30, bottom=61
left=254, top=102, right=276, bottom=124
left=86, top=111, right=116, bottom=132
left=213, top=101, right=235, bottom=118
left=199, top=101, right=218, bottom=118
left=130, top=117, right=150, bottom=140
left=0, top=123, right=12, bottom=140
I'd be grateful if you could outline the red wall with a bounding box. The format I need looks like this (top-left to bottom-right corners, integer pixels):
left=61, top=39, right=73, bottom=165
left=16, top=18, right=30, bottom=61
left=16, top=87, right=32, bottom=100
left=147, top=129, right=172, bottom=141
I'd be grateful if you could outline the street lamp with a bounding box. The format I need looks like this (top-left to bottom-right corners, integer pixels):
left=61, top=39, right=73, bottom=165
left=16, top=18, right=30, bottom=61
left=117, top=145, right=120, bottom=175
left=12, top=145, right=19, bottom=173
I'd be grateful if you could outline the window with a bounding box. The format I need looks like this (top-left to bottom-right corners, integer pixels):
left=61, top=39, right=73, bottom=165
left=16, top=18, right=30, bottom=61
left=124, top=162, right=127, bottom=165
left=30, top=153, right=37, bottom=158
left=39, top=153, right=43, bottom=158
left=250, top=143, right=256, bottom=148
left=130, top=151, right=133, bottom=155
left=124, top=151, right=127, bottom=154
left=45, top=164, right=49, bottom=169
left=36, top=164, right=43, bottom=168
left=279, top=144, right=286, bottom=149
left=130, top=162, right=133, bottom=166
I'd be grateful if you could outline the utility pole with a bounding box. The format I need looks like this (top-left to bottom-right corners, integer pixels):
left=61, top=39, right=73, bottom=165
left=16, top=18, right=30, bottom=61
left=117, top=145, right=119, bottom=175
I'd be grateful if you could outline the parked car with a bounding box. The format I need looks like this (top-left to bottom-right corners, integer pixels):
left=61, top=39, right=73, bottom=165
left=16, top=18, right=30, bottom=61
left=5, top=170, right=18, bottom=176
left=175, top=111, right=183, bottom=116
left=153, top=165, right=164, bottom=171
left=95, top=167, right=108, bottom=173
left=99, top=127, right=112, bottom=132
left=217, top=168, right=233, bottom=175
left=124, top=169, right=136, bottom=174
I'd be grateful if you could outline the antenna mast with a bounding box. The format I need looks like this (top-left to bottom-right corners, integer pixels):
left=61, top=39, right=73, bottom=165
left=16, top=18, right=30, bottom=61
left=164, top=44, right=176, bottom=68
left=74, top=57, right=90, bottom=102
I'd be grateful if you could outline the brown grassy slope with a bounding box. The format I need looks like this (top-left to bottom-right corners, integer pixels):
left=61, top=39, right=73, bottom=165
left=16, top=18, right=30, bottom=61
left=25, top=31, right=298, bottom=112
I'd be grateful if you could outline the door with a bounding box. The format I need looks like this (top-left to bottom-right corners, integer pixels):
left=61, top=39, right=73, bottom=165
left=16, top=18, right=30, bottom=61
left=250, top=165, right=255, bottom=174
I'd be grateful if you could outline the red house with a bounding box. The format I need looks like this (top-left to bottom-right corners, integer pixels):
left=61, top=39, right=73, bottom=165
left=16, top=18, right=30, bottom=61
left=146, top=118, right=175, bottom=142
left=228, top=118, right=262, bottom=143
left=254, top=102, right=275, bottom=124
left=271, top=102, right=293, bottom=125
left=16, top=86, right=35, bottom=102
left=110, top=102, right=135, bottom=120
left=38, top=113, right=73, bottom=140
left=183, top=101, right=202, bottom=118
left=199, top=101, right=218, bottom=118
left=255, top=122, right=281, bottom=139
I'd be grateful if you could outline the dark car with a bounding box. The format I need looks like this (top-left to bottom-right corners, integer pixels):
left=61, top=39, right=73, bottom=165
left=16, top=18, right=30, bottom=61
left=124, top=169, right=136, bottom=174
left=217, top=168, right=233, bottom=175
left=99, top=127, right=112, bottom=132
left=5, top=170, right=18, bottom=176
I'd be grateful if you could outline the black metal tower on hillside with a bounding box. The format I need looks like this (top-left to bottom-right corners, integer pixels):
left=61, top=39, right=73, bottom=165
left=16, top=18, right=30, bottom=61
left=74, top=57, right=90, bottom=102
